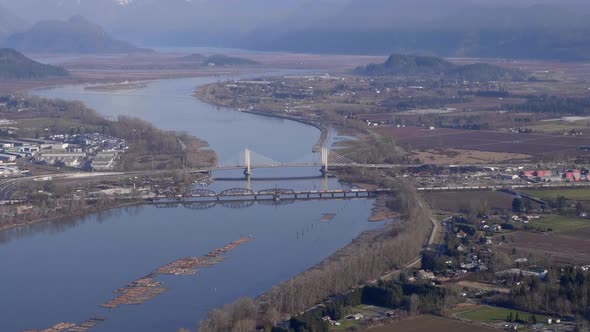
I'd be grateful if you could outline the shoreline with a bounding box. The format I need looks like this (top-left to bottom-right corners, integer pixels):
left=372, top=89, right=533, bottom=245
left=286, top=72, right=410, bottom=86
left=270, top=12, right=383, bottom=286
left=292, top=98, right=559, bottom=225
left=0, top=200, right=144, bottom=234
left=193, top=85, right=329, bottom=152
left=242, top=109, right=328, bottom=152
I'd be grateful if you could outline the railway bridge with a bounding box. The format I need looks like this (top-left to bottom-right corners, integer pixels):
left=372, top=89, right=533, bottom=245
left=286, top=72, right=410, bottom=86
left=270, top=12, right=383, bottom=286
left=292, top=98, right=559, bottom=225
left=152, top=187, right=396, bottom=208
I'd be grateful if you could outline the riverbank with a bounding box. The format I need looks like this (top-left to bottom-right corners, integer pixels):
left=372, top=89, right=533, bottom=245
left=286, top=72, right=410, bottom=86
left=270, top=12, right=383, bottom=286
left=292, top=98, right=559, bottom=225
left=84, top=82, right=149, bottom=92
left=0, top=199, right=143, bottom=233
left=242, top=109, right=328, bottom=152
left=195, top=83, right=333, bottom=152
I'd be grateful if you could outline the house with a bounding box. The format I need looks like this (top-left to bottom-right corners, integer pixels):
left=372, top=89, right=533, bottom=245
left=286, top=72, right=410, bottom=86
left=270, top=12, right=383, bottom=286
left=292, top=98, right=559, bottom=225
left=322, top=316, right=341, bottom=326
left=496, top=268, right=548, bottom=279
left=457, top=230, right=468, bottom=238
left=91, top=151, right=120, bottom=171
left=0, top=153, right=17, bottom=163
left=523, top=170, right=534, bottom=177
left=346, top=314, right=364, bottom=321
left=36, top=151, right=86, bottom=167
left=535, top=170, right=552, bottom=178
left=499, top=174, right=520, bottom=180
left=417, top=270, right=436, bottom=280
left=17, top=146, right=40, bottom=154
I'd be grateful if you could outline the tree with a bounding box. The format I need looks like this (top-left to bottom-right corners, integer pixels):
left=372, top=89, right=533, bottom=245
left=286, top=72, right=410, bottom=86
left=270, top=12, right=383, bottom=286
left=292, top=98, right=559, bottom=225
left=523, top=199, right=533, bottom=212
left=512, top=198, right=523, bottom=213
left=556, top=196, right=567, bottom=212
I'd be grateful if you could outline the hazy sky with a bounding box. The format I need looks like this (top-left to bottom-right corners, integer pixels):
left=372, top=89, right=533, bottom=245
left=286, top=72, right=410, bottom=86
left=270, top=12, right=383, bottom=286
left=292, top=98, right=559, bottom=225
left=3, top=0, right=588, bottom=28
left=2, top=0, right=589, bottom=49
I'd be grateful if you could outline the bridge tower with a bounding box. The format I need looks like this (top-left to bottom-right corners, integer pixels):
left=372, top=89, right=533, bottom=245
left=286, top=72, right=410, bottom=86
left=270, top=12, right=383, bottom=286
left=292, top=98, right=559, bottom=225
left=244, top=148, right=252, bottom=176
left=320, top=147, right=329, bottom=175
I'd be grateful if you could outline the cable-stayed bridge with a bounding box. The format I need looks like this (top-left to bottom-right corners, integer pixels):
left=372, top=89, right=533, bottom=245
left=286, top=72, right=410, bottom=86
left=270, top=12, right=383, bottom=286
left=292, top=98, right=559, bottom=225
left=192, top=147, right=404, bottom=175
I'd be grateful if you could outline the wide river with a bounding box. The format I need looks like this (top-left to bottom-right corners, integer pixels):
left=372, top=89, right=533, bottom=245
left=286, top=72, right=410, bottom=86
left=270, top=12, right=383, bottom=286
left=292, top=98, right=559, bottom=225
left=0, top=77, right=383, bottom=331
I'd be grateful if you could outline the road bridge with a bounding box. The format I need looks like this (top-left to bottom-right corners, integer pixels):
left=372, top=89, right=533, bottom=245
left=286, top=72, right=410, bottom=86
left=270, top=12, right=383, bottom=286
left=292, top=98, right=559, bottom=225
left=189, top=147, right=415, bottom=176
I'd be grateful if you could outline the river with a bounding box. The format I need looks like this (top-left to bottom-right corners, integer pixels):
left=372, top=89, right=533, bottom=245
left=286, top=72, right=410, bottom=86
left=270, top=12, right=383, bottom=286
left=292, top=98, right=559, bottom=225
left=0, top=77, right=384, bottom=331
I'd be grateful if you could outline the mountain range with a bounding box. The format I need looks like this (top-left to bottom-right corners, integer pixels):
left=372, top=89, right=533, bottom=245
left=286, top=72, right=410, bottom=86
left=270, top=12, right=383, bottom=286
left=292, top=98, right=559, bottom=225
left=354, top=54, right=528, bottom=81
left=4, top=16, right=151, bottom=54
left=2, top=0, right=590, bottom=60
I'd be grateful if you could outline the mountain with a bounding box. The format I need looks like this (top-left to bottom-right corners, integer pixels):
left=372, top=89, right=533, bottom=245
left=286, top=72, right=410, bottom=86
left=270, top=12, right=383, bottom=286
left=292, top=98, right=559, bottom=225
left=2, top=1, right=590, bottom=60
left=4, top=16, right=151, bottom=54
left=0, top=48, right=68, bottom=79
left=354, top=54, right=527, bottom=81
left=355, top=54, right=455, bottom=76
left=0, top=4, right=26, bottom=41
left=247, top=1, right=590, bottom=60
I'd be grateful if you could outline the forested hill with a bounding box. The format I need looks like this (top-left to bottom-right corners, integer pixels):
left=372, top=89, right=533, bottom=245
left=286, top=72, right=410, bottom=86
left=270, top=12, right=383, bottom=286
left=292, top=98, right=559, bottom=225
left=0, top=48, right=68, bottom=79
left=4, top=16, right=152, bottom=54
left=354, top=54, right=528, bottom=81
left=179, top=54, right=258, bottom=67
left=202, top=54, right=258, bottom=66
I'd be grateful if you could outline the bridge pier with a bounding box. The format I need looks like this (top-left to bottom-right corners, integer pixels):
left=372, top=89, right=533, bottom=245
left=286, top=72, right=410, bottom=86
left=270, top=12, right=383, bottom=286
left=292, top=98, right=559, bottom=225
left=320, top=147, right=328, bottom=175
left=244, top=148, right=252, bottom=176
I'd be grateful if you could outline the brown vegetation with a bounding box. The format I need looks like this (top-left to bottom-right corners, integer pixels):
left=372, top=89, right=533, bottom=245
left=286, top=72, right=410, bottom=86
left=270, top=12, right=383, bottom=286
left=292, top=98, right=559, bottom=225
left=424, top=191, right=515, bottom=213
left=411, top=148, right=531, bottom=165
left=497, top=231, right=590, bottom=265
left=368, top=315, right=499, bottom=332
left=375, top=126, right=590, bottom=161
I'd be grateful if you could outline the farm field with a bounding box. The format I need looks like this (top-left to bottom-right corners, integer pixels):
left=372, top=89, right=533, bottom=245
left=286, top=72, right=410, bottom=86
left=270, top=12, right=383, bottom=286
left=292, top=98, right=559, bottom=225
left=425, top=191, right=516, bottom=212
left=562, top=226, right=590, bottom=239
left=528, top=215, right=590, bottom=233
left=523, top=189, right=590, bottom=202
left=497, top=231, right=590, bottom=265
left=368, top=315, right=498, bottom=332
left=411, top=148, right=530, bottom=165
left=374, top=126, right=590, bottom=160
left=526, top=120, right=590, bottom=134
left=452, top=305, right=547, bottom=325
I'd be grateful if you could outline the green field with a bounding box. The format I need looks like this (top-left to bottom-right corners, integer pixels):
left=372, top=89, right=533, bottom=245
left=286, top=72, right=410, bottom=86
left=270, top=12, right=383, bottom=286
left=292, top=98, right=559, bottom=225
left=523, top=189, right=590, bottom=201
left=529, top=214, right=590, bottom=233
left=453, top=305, right=547, bottom=324
left=526, top=122, right=589, bottom=133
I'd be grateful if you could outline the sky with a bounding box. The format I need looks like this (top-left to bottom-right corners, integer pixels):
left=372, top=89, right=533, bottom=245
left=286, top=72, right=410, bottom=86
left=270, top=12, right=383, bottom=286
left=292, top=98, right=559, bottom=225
left=2, top=0, right=590, bottom=53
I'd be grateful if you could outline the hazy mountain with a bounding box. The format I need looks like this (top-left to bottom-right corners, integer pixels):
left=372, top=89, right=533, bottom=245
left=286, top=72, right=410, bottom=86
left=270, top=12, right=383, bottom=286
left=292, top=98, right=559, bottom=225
left=245, top=1, right=590, bottom=60
left=4, top=16, right=152, bottom=54
left=0, top=4, right=26, bottom=41
left=0, top=48, right=68, bottom=79
left=354, top=54, right=527, bottom=81
left=2, top=0, right=590, bottom=60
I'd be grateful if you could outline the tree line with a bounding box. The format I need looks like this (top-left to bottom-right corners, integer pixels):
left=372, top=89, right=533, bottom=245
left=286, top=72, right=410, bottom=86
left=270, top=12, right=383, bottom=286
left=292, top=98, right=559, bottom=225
left=198, top=177, right=434, bottom=331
